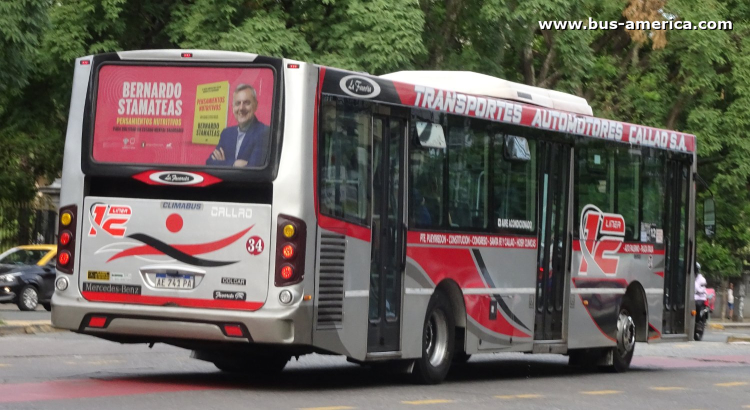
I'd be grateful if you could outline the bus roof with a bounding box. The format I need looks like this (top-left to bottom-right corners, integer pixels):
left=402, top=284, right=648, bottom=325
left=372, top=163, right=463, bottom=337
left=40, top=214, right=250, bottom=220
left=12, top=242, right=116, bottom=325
left=381, top=71, right=593, bottom=116
left=321, top=67, right=696, bottom=154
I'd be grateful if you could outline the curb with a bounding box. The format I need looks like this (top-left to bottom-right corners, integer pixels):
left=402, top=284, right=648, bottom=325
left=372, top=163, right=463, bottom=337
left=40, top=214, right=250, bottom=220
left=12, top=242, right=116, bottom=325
left=727, top=335, right=750, bottom=344
left=0, top=324, right=63, bottom=336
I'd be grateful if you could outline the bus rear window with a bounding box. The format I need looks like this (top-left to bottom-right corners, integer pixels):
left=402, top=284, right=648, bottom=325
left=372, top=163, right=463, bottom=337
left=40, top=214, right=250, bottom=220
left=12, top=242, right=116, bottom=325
left=92, top=65, right=275, bottom=168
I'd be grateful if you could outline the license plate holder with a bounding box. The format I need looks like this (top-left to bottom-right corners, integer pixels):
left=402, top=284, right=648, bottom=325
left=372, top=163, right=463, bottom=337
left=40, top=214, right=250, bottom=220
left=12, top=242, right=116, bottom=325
left=154, top=273, right=195, bottom=289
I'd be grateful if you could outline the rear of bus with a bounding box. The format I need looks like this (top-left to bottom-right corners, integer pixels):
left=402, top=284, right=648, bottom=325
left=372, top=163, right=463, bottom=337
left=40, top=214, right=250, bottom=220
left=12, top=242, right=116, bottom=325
left=52, top=50, right=319, bottom=365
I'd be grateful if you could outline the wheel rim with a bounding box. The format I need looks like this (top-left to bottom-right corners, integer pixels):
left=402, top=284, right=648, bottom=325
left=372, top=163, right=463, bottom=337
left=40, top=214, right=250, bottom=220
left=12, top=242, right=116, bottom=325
left=425, top=309, right=448, bottom=367
left=616, top=310, right=636, bottom=358
left=22, top=288, right=38, bottom=309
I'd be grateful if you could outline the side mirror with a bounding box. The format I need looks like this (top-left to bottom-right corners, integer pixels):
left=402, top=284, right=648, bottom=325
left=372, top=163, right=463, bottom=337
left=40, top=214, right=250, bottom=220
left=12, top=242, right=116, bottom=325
left=415, top=121, right=446, bottom=149
left=504, top=135, right=531, bottom=162
left=704, top=197, right=716, bottom=238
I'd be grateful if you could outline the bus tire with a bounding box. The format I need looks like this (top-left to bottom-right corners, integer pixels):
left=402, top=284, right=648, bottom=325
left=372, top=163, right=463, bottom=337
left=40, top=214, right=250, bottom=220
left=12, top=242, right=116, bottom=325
left=608, top=304, right=636, bottom=373
left=412, top=291, right=455, bottom=384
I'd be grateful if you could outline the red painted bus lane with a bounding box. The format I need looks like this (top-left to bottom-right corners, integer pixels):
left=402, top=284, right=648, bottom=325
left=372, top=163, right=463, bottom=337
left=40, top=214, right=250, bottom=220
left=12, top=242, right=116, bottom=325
left=0, top=378, right=221, bottom=403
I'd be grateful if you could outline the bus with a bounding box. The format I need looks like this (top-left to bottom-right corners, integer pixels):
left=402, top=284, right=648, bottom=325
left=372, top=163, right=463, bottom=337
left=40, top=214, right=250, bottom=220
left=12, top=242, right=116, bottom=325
left=53, top=49, right=699, bottom=384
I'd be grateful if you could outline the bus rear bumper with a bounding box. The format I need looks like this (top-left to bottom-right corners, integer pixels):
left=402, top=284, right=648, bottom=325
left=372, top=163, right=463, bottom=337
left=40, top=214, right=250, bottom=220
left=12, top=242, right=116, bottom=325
left=51, top=295, right=312, bottom=345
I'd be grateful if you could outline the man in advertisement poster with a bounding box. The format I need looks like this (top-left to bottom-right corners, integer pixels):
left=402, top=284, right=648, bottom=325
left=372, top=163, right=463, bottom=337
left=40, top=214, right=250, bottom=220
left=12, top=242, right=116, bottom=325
left=206, top=84, right=269, bottom=167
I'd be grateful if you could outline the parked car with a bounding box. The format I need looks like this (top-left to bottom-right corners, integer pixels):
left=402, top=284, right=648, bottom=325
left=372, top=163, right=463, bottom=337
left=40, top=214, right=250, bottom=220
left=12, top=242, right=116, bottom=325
left=0, top=245, right=57, bottom=311
left=706, top=288, right=716, bottom=312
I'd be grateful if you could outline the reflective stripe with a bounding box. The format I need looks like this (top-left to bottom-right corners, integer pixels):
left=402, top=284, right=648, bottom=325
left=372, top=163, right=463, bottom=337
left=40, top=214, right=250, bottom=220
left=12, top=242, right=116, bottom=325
left=344, top=290, right=368, bottom=298
left=405, top=288, right=434, bottom=296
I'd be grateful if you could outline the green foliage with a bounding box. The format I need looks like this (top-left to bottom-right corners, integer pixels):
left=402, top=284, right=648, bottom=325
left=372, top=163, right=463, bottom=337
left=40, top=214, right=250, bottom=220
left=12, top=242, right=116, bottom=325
left=1, top=0, right=750, bottom=277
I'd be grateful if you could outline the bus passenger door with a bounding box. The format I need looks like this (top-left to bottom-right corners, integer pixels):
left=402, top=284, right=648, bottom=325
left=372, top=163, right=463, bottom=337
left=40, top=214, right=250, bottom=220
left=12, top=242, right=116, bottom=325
left=662, top=159, right=691, bottom=335
left=535, top=141, right=571, bottom=341
left=367, top=115, right=405, bottom=353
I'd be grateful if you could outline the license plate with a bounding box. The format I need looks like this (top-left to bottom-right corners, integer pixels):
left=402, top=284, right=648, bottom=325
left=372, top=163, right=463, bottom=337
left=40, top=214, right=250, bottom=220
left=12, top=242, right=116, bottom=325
left=154, top=274, right=194, bottom=289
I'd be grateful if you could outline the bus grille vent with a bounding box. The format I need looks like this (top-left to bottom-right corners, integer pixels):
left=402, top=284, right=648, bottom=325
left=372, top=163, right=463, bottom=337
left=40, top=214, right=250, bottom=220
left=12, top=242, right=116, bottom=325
left=316, top=232, right=346, bottom=329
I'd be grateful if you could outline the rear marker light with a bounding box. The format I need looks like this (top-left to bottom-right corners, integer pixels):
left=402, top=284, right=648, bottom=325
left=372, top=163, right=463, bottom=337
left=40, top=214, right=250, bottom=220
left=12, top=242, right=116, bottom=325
left=281, top=265, right=294, bottom=280
left=287, top=63, right=300, bottom=69
left=181, top=52, right=193, bottom=58
left=55, top=276, right=69, bottom=291
left=279, top=290, right=293, bottom=304
left=224, top=325, right=243, bottom=337
left=80, top=60, right=91, bottom=65
left=58, top=251, right=71, bottom=266
left=61, top=212, right=72, bottom=226
left=59, top=232, right=71, bottom=246
left=283, top=224, right=296, bottom=239
left=282, top=244, right=295, bottom=259
left=89, top=317, right=107, bottom=328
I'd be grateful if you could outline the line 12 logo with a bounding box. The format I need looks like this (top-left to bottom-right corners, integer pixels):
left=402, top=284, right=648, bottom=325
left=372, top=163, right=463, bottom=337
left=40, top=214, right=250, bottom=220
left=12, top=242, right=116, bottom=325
left=578, top=205, right=625, bottom=276
left=89, top=204, right=132, bottom=237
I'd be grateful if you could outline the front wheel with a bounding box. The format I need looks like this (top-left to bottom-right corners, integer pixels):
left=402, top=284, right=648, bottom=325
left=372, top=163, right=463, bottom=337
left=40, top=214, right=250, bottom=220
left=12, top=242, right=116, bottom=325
left=17, top=286, right=39, bottom=311
left=609, top=307, right=636, bottom=372
left=412, top=291, right=455, bottom=384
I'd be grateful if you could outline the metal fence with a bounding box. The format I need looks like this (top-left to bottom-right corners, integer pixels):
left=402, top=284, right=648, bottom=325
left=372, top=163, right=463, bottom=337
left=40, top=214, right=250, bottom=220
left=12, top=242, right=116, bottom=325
left=0, top=202, right=57, bottom=252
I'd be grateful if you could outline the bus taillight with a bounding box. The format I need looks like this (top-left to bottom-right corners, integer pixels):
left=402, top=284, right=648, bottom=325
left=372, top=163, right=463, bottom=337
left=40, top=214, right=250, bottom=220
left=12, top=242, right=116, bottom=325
left=275, top=215, right=306, bottom=286
left=57, top=204, right=77, bottom=274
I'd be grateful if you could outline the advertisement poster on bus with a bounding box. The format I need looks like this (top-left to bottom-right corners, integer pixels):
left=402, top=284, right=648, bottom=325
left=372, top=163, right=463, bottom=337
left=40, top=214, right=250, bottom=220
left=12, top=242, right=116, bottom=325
left=92, top=65, right=275, bottom=168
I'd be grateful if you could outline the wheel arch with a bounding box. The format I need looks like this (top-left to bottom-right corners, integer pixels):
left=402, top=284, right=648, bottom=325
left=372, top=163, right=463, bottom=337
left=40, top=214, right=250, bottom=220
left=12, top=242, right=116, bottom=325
left=435, top=279, right=466, bottom=328
left=623, top=281, right=648, bottom=342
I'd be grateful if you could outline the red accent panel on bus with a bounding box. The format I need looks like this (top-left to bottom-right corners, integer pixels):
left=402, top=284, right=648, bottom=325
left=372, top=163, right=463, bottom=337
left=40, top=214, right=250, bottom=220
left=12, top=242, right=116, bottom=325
left=318, top=214, right=371, bottom=242
left=407, top=246, right=531, bottom=338
left=465, top=295, right=531, bottom=338
left=81, top=291, right=263, bottom=311
left=392, top=80, right=417, bottom=106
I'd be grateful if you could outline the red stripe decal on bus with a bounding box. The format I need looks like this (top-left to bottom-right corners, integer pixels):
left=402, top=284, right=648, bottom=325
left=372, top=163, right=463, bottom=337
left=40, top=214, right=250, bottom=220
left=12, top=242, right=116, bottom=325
left=318, top=214, right=371, bottom=242
left=407, top=231, right=537, bottom=249
left=407, top=246, right=531, bottom=338
left=81, top=292, right=263, bottom=311
left=654, top=271, right=665, bottom=277
left=107, top=226, right=253, bottom=262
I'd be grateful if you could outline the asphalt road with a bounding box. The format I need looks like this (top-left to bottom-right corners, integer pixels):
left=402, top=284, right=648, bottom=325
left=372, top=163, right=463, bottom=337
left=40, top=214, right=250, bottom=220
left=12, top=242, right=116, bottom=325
left=0, top=330, right=748, bottom=410
left=0, top=303, right=49, bottom=322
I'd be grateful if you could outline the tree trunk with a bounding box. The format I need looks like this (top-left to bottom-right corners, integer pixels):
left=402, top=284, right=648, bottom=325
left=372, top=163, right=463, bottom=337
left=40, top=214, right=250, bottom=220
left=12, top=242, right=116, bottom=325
left=720, top=279, right=728, bottom=320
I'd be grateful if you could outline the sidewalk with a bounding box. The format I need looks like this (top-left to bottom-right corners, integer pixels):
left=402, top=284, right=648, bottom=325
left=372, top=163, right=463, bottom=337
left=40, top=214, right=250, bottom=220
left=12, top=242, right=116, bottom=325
left=0, top=320, right=62, bottom=336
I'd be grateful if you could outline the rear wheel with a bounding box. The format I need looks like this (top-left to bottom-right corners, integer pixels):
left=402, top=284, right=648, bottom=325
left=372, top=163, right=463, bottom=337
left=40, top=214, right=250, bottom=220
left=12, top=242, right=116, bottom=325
left=609, top=306, right=636, bottom=372
left=412, top=291, right=455, bottom=384
left=17, top=286, right=39, bottom=311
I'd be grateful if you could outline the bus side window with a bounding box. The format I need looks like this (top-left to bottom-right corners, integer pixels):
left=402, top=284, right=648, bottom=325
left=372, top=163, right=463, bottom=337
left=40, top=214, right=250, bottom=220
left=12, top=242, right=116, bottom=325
left=319, top=97, right=372, bottom=226
left=409, top=146, right=445, bottom=229
left=493, top=134, right=537, bottom=233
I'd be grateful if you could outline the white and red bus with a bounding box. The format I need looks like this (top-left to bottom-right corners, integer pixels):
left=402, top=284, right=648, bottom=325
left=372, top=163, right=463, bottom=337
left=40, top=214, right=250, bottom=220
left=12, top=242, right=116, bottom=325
left=53, top=49, right=698, bottom=383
